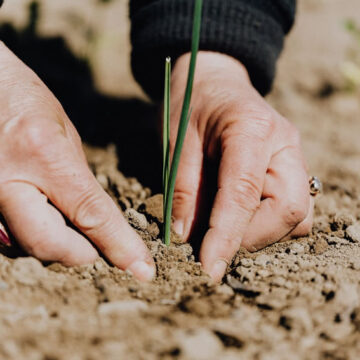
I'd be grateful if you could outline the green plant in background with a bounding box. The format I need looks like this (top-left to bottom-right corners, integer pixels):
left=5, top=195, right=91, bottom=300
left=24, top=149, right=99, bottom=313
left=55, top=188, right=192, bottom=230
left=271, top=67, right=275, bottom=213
left=162, top=0, right=203, bottom=246
left=342, top=19, right=360, bottom=91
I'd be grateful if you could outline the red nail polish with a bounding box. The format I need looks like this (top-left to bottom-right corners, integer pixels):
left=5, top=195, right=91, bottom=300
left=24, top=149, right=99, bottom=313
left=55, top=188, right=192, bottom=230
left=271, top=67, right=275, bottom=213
left=0, top=229, right=10, bottom=246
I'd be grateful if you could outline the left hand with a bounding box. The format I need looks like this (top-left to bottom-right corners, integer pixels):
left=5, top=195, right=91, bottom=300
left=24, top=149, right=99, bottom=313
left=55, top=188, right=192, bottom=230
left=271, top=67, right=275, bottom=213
left=169, top=51, right=313, bottom=282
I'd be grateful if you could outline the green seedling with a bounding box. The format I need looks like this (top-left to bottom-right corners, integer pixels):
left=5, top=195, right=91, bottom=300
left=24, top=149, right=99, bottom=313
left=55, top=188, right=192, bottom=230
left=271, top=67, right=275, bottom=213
left=162, top=0, right=203, bottom=246
left=342, top=19, right=360, bottom=91
left=345, top=19, right=360, bottom=45
left=163, top=57, right=171, bottom=222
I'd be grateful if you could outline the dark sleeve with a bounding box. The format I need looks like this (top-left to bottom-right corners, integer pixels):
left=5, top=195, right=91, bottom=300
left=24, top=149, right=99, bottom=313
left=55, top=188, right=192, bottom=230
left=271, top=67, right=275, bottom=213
left=130, top=0, right=296, bottom=101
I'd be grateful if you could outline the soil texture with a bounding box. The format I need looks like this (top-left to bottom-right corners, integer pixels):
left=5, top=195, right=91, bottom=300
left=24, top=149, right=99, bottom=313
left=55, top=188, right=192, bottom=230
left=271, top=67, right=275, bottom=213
left=0, top=0, right=360, bottom=359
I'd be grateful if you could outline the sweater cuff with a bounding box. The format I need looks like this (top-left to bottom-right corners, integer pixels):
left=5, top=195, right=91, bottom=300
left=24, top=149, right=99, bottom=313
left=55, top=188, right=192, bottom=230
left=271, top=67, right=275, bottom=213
left=130, top=0, right=293, bottom=101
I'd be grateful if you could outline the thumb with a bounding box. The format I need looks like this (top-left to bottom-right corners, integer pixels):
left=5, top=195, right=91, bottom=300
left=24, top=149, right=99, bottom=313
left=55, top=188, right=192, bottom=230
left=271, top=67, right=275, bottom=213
left=45, top=162, right=156, bottom=282
left=171, top=128, right=203, bottom=241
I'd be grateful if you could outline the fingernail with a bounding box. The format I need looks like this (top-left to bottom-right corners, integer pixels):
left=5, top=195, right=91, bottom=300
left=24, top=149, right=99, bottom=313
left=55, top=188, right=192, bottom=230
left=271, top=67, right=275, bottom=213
left=209, top=259, right=228, bottom=283
left=0, top=229, right=10, bottom=247
left=173, top=219, right=184, bottom=237
left=127, top=260, right=156, bottom=282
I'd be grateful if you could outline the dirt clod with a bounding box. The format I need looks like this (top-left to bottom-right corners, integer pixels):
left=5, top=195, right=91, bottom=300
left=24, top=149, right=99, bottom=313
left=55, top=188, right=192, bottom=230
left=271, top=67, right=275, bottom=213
left=1, top=1, right=360, bottom=359
left=346, top=222, right=360, bottom=243
left=125, top=208, right=148, bottom=231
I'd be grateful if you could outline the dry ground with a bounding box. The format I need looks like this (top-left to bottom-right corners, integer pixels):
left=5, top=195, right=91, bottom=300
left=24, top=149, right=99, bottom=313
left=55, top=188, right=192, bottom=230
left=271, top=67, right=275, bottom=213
left=0, top=0, right=360, bottom=359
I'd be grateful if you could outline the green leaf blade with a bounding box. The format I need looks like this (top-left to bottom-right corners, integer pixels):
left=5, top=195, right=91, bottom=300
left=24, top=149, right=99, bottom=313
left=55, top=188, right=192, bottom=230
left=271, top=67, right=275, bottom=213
left=164, top=0, right=203, bottom=246
left=163, top=56, right=171, bottom=213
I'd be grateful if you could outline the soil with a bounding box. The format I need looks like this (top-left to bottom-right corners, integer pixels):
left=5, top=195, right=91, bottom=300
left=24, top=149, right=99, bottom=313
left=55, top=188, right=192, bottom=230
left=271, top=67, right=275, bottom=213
left=1, top=0, right=360, bottom=359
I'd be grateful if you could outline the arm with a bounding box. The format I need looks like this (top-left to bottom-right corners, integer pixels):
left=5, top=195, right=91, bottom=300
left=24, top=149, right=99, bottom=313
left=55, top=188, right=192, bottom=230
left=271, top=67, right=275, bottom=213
left=0, top=42, right=155, bottom=281
left=130, top=0, right=312, bottom=283
left=130, top=0, right=296, bottom=99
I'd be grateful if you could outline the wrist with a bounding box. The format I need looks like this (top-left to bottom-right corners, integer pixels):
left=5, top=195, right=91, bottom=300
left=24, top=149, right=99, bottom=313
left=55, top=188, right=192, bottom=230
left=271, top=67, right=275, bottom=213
left=174, top=51, right=251, bottom=86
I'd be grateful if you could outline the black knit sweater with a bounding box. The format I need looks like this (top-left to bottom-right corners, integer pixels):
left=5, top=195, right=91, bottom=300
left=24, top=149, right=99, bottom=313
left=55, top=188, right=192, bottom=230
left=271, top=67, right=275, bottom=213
left=0, top=0, right=296, bottom=100
left=130, top=0, right=296, bottom=101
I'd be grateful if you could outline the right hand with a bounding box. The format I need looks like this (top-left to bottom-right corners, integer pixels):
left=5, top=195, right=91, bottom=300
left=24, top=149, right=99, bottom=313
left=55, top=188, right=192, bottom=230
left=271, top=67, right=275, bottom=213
left=0, top=42, right=155, bottom=281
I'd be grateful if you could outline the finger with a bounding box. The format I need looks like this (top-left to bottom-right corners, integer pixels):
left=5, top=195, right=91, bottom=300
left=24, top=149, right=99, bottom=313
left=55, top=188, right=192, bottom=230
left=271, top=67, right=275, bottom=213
left=44, top=162, right=156, bottom=282
left=200, top=127, right=271, bottom=282
left=241, top=147, right=310, bottom=251
left=283, top=196, right=314, bottom=240
left=0, top=182, right=98, bottom=264
left=171, top=125, right=203, bottom=240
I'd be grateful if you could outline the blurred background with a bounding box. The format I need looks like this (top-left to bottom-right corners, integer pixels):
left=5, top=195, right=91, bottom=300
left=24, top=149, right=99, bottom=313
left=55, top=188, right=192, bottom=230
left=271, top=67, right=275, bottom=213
left=0, top=0, right=359, bottom=194
left=0, top=0, right=144, bottom=97
left=0, top=0, right=162, bottom=190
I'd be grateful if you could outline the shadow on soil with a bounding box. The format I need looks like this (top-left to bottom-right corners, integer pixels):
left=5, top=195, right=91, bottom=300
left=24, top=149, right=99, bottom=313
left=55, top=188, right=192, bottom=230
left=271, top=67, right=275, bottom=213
left=0, top=1, right=162, bottom=193
left=0, top=2, right=215, bottom=258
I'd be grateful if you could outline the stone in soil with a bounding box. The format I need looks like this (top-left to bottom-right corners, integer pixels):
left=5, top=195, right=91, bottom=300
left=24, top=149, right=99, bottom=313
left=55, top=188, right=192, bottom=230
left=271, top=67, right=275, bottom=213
left=346, top=222, right=360, bottom=243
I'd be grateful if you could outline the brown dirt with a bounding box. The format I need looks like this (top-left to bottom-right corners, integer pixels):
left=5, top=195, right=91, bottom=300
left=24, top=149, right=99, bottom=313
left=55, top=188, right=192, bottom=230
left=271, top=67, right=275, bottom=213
left=1, top=0, right=360, bottom=359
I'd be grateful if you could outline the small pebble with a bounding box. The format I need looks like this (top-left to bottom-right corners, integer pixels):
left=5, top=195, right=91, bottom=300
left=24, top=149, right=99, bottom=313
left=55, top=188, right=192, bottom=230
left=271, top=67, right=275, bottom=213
left=333, top=212, right=355, bottom=230
left=335, top=283, right=359, bottom=312
left=94, top=259, right=106, bottom=272
left=297, top=258, right=312, bottom=270
left=254, top=254, right=271, bottom=267
left=289, top=243, right=305, bottom=255
left=215, top=284, right=235, bottom=297
left=346, top=222, right=360, bottom=243
left=177, top=329, right=223, bottom=360
left=257, top=269, right=271, bottom=278
left=323, top=281, right=336, bottom=293
left=240, top=258, right=253, bottom=268
left=130, top=182, right=142, bottom=193
left=139, top=189, right=147, bottom=200
left=125, top=208, right=148, bottom=231
left=272, top=276, right=286, bottom=287
left=288, top=264, right=299, bottom=273
left=96, top=173, right=108, bottom=188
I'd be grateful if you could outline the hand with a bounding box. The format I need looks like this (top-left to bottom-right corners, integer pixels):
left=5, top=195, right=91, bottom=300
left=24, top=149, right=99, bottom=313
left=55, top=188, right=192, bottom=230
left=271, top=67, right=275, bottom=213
left=0, top=42, right=155, bottom=281
left=170, top=51, right=313, bottom=282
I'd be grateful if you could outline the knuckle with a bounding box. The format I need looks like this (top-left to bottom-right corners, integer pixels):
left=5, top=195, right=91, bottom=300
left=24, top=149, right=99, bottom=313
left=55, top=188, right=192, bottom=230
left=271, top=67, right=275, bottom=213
left=173, top=187, right=193, bottom=209
left=282, top=201, right=308, bottom=228
left=244, top=108, right=275, bottom=139
left=230, top=178, right=261, bottom=213
left=23, top=119, right=52, bottom=150
left=13, top=117, right=63, bottom=159
left=221, top=106, right=276, bottom=145
left=72, top=189, right=113, bottom=233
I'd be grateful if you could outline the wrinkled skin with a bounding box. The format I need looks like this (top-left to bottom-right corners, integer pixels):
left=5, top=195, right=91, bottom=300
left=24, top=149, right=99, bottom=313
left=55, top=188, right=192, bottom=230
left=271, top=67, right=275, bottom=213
left=169, top=52, right=313, bottom=282
left=0, top=42, right=155, bottom=281
left=0, top=42, right=312, bottom=283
